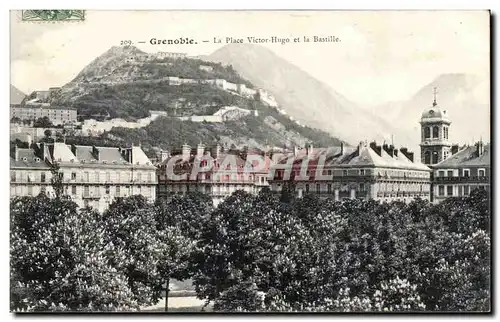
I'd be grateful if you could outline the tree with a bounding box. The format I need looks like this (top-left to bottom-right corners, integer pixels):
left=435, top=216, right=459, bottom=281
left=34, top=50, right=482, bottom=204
left=10, top=116, right=21, bottom=124
left=33, top=116, right=54, bottom=128
left=100, top=196, right=164, bottom=307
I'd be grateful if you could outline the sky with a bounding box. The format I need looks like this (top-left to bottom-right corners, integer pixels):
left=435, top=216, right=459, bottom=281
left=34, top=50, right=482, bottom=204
left=10, top=10, right=490, bottom=106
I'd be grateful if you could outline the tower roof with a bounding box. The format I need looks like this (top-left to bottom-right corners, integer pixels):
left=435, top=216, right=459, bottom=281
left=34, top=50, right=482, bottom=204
left=420, top=87, right=451, bottom=123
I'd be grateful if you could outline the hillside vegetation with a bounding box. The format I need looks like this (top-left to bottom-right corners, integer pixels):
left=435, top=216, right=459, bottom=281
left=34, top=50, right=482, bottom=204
left=49, top=45, right=345, bottom=153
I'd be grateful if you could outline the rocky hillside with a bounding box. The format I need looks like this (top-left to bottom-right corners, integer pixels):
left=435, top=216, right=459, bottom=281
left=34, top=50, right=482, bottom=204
left=206, top=43, right=410, bottom=146
left=365, top=73, right=490, bottom=154
left=51, top=45, right=345, bottom=152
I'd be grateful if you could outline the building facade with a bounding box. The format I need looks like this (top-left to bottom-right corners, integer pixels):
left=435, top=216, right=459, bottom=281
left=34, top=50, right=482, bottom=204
left=10, top=142, right=156, bottom=212
left=269, top=142, right=432, bottom=203
left=11, top=105, right=77, bottom=125
left=157, top=143, right=270, bottom=206
left=431, top=141, right=490, bottom=203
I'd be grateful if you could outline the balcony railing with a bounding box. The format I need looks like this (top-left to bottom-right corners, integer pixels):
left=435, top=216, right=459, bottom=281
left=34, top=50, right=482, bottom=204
left=433, top=176, right=490, bottom=183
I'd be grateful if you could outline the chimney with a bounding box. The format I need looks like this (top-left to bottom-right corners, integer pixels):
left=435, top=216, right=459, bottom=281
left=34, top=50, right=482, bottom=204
left=212, top=143, right=221, bottom=159
left=393, top=149, right=398, bottom=157
left=197, top=143, right=205, bottom=157
left=160, top=149, right=170, bottom=162
left=382, top=143, right=394, bottom=157
left=400, top=147, right=415, bottom=162
left=340, top=142, right=344, bottom=155
left=451, top=144, right=460, bottom=155
left=357, top=141, right=365, bottom=152
left=182, top=143, right=191, bottom=161
left=294, top=146, right=299, bottom=157
left=306, top=143, right=313, bottom=156
left=370, top=142, right=382, bottom=156
left=92, top=145, right=100, bottom=161
left=14, top=145, right=19, bottom=161
left=477, top=141, right=485, bottom=156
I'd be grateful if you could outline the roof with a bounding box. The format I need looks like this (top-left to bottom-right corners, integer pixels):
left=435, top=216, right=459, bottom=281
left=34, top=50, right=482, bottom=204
left=421, top=104, right=451, bottom=123
left=434, top=143, right=490, bottom=168
left=10, top=148, right=50, bottom=169
left=274, top=144, right=430, bottom=172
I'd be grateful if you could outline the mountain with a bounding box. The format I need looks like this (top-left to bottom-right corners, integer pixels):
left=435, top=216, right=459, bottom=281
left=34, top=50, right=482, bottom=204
left=53, top=46, right=345, bottom=152
left=206, top=44, right=411, bottom=147
left=10, top=85, right=26, bottom=105
left=366, top=73, right=490, bottom=155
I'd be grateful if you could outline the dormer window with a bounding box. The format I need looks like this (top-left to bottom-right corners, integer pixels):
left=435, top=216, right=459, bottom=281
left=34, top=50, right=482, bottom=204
left=70, top=159, right=75, bottom=163
left=34, top=157, right=41, bottom=162
left=22, top=157, right=27, bottom=161
left=112, top=160, right=117, bottom=164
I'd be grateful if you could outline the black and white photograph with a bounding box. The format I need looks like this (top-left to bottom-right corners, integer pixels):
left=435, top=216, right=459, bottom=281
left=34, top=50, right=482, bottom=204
left=8, top=9, right=491, bottom=313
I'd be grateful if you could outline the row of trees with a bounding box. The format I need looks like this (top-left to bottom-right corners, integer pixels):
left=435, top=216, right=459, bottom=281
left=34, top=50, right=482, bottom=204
left=10, top=187, right=490, bottom=312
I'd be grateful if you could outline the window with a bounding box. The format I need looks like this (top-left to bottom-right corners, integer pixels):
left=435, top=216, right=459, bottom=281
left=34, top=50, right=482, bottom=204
left=447, top=170, right=453, bottom=177
left=327, top=184, right=332, bottom=193
left=95, top=172, right=100, bottom=182
left=424, top=126, right=431, bottom=139
left=305, top=184, right=309, bottom=193
left=433, top=126, right=439, bottom=138
left=27, top=186, right=33, bottom=196
left=463, top=185, right=470, bottom=196
left=40, top=186, right=46, bottom=194
left=424, top=151, right=431, bottom=164
left=105, top=185, right=110, bottom=195
left=41, top=172, right=46, bottom=183
left=359, top=169, right=365, bottom=176
left=106, top=172, right=111, bottom=182
left=27, top=172, right=33, bottom=183
left=432, top=152, right=439, bottom=164
left=327, top=170, right=332, bottom=176
left=116, top=186, right=121, bottom=197
left=463, top=169, right=470, bottom=177
left=84, top=172, right=89, bottom=182
left=71, top=172, right=77, bottom=180
left=316, top=184, right=320, bottom=192
left=478, top=169, right=486, bottom=177
left=360, top=183, right=365, bottom=191
left=84, top=185, right=89, bottom=196
left=343, top=170, right=348, bottom=176
left=447, top=186, right=453, bottom=196
left=10, top=171, right=15, bottom=182
left=138, top=173, right=142, bottom=182
left=72, top=185, right=77, bottom=195
left=438, top=185, right=445, bottom=196
left=438, top=170, right=445, bottom=177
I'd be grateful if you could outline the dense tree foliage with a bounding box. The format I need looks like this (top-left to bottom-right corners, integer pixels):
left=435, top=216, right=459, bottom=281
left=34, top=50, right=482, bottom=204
left=10, top=187, right=490, bottom=312
left=194, top=189, right=490, bottom=312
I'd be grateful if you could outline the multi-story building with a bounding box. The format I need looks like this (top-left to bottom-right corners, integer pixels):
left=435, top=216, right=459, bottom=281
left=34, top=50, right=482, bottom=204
left=10, top=142, right=156, bottom=212
left=418, top=90, right=491, bottom=203
left=157, top=143, right=271, bottom=206
left=10, top=146, right=53, bottom=198
left=11, top=105, right=77, bottom=125
left=269, top=142, right=432, bottom=203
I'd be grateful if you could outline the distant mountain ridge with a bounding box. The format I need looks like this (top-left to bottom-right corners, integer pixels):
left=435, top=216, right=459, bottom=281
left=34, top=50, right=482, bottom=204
left=365, top=73, right=490, bottom=155
left=51, top=45, right=345, bottom=151
left=10, top=85, right=26, bottom=105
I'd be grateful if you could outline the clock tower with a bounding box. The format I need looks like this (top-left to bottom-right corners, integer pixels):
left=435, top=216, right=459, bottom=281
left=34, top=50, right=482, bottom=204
left=419, top=88, right=452, bottom=166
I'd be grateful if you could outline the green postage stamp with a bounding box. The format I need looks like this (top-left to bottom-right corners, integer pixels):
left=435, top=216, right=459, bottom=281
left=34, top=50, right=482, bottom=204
left=21, top=10, right=85, bottom=22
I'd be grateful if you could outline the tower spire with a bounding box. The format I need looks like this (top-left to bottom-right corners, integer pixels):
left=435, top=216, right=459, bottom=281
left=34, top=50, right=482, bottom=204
left=433, top=87, right=438, bottom=107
